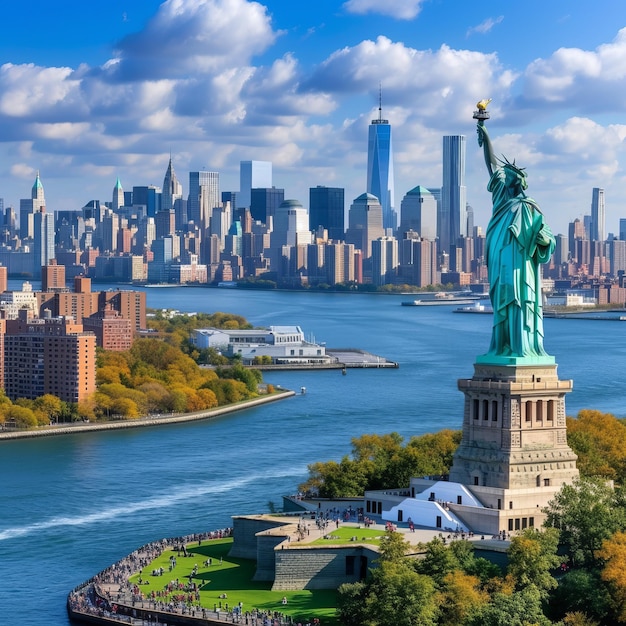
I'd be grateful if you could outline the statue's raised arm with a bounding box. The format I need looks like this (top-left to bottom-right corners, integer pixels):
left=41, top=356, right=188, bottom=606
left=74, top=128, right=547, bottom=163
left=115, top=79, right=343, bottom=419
left=473, top=100, right=556, bottom=365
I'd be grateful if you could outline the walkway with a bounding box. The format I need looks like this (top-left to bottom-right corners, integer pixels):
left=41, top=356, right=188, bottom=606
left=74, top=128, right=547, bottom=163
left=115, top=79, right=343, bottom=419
left=0, top=390, right=295, bottom=441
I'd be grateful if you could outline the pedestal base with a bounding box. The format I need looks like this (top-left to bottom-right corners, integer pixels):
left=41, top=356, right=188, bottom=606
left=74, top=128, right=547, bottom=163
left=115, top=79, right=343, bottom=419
left=448, top=362, right=578, bottom=533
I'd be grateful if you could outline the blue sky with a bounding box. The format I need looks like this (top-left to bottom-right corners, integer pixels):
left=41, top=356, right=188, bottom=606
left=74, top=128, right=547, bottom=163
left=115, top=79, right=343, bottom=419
left=1, top=0, right=626, bottom=234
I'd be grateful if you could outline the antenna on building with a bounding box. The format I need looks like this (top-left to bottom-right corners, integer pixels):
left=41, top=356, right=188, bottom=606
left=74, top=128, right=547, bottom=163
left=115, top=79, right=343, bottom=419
left=378, top=82, right=383, bottom=122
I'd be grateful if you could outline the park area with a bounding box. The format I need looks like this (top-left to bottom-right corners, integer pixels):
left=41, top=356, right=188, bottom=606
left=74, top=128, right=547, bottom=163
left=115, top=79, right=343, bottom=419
left=128, top=537, right=339, bottom=625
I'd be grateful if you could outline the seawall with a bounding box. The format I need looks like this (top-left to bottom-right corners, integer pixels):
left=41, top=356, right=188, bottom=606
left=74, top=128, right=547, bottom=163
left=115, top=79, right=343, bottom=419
left=0, top=390, right=295, bottom=441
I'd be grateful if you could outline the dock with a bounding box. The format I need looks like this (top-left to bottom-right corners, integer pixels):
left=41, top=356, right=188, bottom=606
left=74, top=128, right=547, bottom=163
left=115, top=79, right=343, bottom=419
left=251, top=348, right=398, bottom=370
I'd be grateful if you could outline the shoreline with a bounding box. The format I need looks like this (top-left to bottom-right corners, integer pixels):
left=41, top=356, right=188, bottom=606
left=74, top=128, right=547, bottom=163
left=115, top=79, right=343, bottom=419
left=0, top=390, right=295, bottom=441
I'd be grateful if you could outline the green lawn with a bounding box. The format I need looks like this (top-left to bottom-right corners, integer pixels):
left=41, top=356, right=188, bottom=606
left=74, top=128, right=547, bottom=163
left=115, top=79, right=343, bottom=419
left=312, top=526, right=384, bottom=546
left=129, top=538, right=339, bottom=625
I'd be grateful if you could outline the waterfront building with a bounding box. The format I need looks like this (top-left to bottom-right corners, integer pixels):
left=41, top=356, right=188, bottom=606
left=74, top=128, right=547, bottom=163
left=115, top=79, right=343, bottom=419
left=398, top=233, right=439, bottom=287
left=327, top=242, right=356, bottom=284
left=366, top=94, right=396, bottom=230
left=4, top=311, right=96, bottom=403
left=82, top=306, right=133, bottom=351
left=309, top=186, right=345, bottom=242
left=398, top=186, right=437, bottom=240
left=191, top=325, right=332, bottom=365
left=371, top=236, right=398, bottom=286
left=239, top=160, right=272, bottom=210
left=439, top=135, right=467, bottom=267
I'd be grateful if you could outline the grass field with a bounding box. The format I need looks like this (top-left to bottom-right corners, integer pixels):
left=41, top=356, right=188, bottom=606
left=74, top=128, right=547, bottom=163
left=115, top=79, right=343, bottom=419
left=128, top=537, right=339, bottom=625
left=311, top=526, right=383, bottom=546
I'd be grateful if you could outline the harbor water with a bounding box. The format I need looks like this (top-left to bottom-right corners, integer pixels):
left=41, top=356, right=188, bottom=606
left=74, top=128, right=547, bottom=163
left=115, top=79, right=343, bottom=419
left=1, top=285, right=624, bottom=625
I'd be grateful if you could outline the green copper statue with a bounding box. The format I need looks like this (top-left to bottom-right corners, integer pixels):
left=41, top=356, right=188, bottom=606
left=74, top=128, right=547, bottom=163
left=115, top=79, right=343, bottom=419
left=474, top=101, right=555, bottom=364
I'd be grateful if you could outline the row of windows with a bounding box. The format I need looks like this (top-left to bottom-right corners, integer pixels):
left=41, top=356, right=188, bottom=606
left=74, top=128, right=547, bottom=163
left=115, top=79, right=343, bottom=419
left=472, top=398, right=557, bottom=423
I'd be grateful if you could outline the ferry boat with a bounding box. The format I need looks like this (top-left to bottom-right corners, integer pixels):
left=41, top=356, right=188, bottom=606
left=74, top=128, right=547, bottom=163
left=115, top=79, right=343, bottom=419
left=453, top=302, right=494, bottom=314
left=401, top=292, right=479, bottom=306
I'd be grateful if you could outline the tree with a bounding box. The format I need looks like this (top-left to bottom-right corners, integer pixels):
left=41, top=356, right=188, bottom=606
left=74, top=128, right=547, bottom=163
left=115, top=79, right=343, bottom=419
left=599, top=531, right=626, bottom=622
left=549, top=569, right=610, bottom=624
left=6, top=405, right=38, bottom=429
left=543, top=476, right=626, bottom=567
left=506, top=527, right=560, bottom=599
left=439, top=571, right=488, bottom=626
left=465, top=588, right=552, bottom=626
left=336, top=581, right=367, bottom=626
left=365, top=560, right=439, bottom=626
left=34, top=394, right=63, bottom=424
left=567, top=410, right=626, bottom=481
left=378, top=528, right=410, bottom=563
left=298, top=430, right=461, bottom=497
left=415, top=537, right=461, bottom=584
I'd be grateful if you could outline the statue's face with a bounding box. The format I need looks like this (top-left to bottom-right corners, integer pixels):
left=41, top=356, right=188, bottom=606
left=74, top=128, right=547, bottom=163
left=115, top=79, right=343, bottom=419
left=504, top=165, right=527, bottom=193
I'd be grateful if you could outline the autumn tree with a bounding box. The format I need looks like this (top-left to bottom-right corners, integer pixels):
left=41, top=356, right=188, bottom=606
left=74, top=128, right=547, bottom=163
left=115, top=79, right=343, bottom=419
left=599, top=530, right=626, bottom=622
left=567, top=410, right=626, bottom=481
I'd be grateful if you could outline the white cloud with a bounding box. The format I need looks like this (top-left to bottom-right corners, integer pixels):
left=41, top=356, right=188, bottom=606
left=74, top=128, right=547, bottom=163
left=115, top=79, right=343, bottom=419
left=305, top=37, right=512, bottom=128
left=522, top=28, right=626, bottom=112
left=0, top=64, right=82, bottom=119
left=105, top=0, right=277, bottom=81
left=343, top=0, right=426, bottom=20
left=466, top=16, right=504, bottom=37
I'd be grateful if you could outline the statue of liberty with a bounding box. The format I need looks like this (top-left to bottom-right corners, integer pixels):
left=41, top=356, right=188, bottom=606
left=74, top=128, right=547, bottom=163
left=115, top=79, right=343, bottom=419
left=474, top=101, right=555, bottom=363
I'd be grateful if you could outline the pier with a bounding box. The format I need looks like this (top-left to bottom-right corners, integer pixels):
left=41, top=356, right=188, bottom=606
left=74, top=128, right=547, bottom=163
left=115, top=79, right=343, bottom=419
left=251, top=348, right=398, bottom=370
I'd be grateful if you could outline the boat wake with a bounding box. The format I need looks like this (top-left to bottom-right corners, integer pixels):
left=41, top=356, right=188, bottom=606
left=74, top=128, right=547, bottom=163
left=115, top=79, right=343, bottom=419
left=0, top=465, right=306, bottom=542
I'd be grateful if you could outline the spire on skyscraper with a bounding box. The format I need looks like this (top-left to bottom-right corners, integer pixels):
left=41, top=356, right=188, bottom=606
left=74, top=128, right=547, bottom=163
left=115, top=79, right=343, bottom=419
left=112, top=176, right=124, bottom=211
left=162, top=155, right=182, bottom=212
left=366, top=87, right=396, bottom=230
left=32, top=171, right=45, bottom=202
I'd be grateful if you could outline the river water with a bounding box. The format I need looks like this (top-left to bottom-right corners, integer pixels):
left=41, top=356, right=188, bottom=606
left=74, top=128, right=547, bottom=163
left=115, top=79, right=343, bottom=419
left=1, top=285, right=624, bottom=625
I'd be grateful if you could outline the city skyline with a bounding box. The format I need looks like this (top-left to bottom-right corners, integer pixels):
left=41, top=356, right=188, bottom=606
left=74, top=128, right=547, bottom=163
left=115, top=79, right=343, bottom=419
left=1, top=1, right=626, bottom=234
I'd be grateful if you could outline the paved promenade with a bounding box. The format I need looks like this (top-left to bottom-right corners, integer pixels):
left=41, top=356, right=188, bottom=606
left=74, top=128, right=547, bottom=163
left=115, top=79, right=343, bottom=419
left=0, top=390, right=295, bottom=441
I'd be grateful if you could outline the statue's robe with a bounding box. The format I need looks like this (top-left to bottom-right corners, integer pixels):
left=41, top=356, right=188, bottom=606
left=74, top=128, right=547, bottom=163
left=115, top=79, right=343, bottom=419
left=485, top=168, right=555, bottom=358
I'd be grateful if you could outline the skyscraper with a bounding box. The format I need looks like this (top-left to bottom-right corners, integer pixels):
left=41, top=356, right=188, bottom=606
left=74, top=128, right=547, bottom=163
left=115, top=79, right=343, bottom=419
left=366, top=92, right=396, bottom=230
left=345, top=193, right=385, bottom=259
left=440, top=135, right=467, bottom=266
left=33, top=210, right=55, bottom=274
left=239, top=161, right=272, bottom=209
left=591, top=187, right=605, bottom=242
left=162, top=157, right=183, bottom=213
left=250, top=187, right=284, bottom=224
left=188, top=171, right=219, bottom=230
left=399, top=186, right=437, bottom=241
left=112, top=177, right=124, bottom=211
left=20, top=171, right=46, bottom=240
left=309, top=186, right=345, bottom=241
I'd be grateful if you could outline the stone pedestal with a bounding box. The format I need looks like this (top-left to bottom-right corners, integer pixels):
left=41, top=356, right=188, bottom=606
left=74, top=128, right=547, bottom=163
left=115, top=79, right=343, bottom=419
left=448, top=362, right=579, bottom=533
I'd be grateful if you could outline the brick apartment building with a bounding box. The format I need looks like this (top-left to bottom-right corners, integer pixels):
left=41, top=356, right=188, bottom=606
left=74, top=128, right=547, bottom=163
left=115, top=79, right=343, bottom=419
left=4, top=311, right=96, bottom=403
